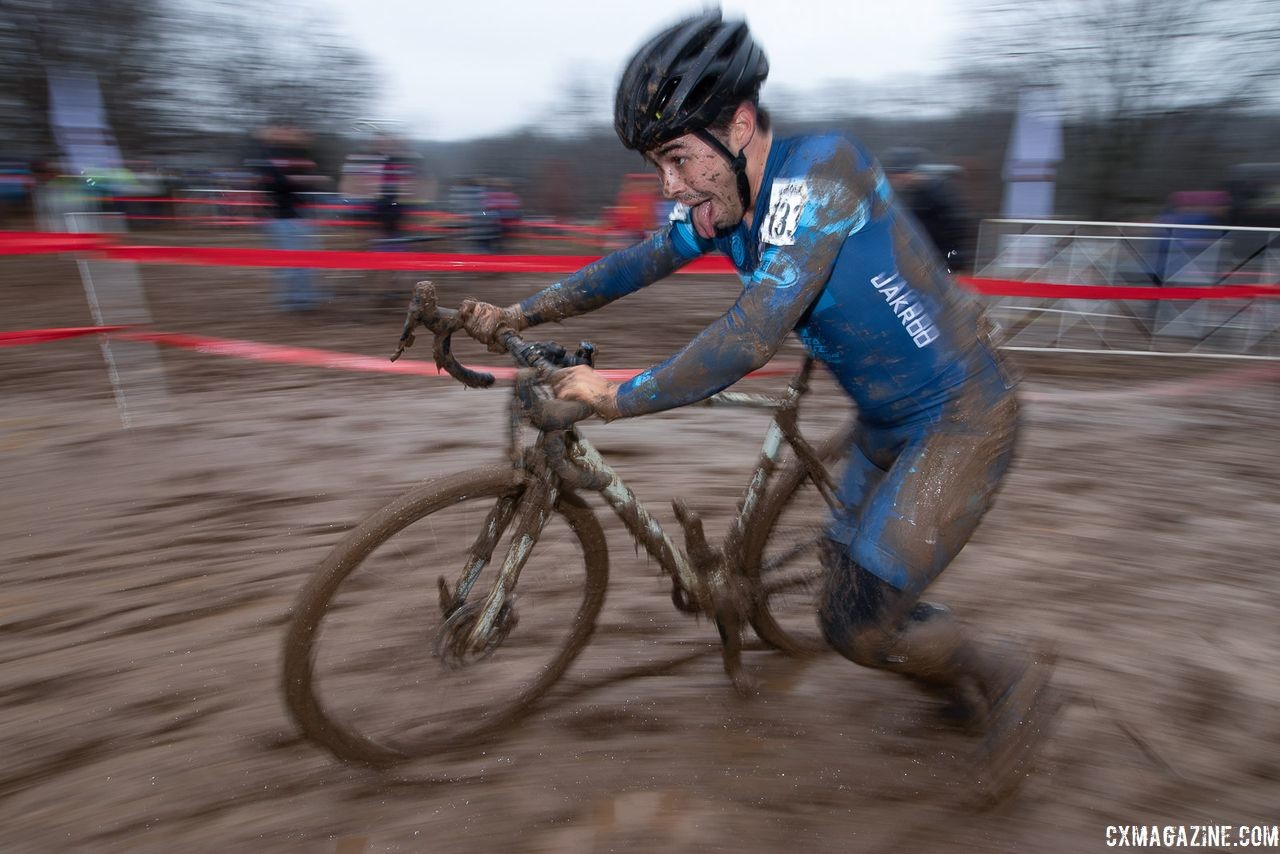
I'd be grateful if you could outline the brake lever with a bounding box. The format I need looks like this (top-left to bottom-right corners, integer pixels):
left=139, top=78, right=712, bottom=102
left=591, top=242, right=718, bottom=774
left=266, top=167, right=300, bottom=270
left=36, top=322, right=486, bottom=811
left=390, top=281, right=438, bottom=362
left=392, top=283, right=592, bottom=395
left=433, top=319, right=495, bottom=388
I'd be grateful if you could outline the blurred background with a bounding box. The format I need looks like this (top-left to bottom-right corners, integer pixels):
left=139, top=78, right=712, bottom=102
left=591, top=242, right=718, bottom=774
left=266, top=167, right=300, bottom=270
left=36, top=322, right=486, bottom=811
left=2, top=0, right=1278, bottom=235
left=3, top=4, right=1279, bottom=850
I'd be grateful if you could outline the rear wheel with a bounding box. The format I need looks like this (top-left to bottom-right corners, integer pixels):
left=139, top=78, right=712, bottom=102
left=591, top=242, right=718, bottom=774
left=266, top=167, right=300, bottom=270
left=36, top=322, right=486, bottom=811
left=282, top=466, right=608, bottom=764
left=743, top=427, right=852, bottom=655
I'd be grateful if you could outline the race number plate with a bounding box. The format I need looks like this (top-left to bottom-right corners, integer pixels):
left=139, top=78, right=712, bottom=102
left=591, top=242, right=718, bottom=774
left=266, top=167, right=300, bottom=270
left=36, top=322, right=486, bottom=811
left=761, top=179, right=807, bottom=247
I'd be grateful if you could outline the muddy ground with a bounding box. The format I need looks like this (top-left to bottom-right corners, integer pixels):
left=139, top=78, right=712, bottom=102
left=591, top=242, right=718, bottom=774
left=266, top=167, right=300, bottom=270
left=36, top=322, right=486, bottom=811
left=2, top=230, right=1278, bottom=853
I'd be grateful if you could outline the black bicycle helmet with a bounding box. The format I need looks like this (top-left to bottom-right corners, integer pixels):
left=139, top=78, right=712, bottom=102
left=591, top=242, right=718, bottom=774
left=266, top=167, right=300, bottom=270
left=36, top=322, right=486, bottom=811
left=614, top=10, right=768, bottom=153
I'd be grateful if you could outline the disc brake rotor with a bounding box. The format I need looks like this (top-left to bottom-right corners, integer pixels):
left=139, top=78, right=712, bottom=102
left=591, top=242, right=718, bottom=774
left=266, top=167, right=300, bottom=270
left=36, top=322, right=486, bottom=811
left=435, top=599, right=519, bottom=669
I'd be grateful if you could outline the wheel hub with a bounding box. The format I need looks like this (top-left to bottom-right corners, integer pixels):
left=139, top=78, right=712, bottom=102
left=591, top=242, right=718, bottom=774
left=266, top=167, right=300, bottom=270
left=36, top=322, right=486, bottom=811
left=436, top=600, right=518, bottom=668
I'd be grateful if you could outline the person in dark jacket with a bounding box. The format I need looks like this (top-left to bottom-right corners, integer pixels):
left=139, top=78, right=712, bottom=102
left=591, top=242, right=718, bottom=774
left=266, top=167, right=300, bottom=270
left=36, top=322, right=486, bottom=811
left=253, top=125, right=327, bottom=311
left=883, top=147, right=972, bottom=272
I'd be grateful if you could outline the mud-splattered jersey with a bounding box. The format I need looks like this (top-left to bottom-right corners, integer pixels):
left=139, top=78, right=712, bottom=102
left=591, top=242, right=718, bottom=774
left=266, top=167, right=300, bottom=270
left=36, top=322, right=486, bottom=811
left=517, top=133, right=1007, bottom=423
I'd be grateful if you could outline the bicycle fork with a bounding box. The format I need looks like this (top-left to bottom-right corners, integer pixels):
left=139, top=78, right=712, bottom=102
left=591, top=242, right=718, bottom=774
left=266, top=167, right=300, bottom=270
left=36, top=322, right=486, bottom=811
left=436, top=465, right=560, bottom=667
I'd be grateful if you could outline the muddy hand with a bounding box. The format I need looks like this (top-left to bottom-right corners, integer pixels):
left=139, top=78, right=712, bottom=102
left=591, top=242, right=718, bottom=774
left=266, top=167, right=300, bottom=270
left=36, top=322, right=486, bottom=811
left=550, top=365, right=621, bottom=421
left=459, top=299, right=526, bottom=354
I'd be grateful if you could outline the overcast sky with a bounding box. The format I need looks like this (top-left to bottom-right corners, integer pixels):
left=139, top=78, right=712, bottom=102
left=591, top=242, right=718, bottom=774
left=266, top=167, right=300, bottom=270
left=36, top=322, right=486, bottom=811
left=312, top=0, right=964, bottom=140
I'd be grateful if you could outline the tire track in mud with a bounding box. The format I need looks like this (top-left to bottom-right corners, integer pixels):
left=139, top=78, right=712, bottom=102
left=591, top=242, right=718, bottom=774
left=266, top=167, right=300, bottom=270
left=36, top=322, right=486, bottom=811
left=0, top=456, right=335, bottom=844
left=1021, top=359, right=1278, bottom=403
left=3, top=260, right=1278, bottom=850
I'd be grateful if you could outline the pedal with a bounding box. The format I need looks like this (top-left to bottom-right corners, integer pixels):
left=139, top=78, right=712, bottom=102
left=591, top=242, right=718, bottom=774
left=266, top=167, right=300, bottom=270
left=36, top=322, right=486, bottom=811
left=672, top=499, right=754, bottom=693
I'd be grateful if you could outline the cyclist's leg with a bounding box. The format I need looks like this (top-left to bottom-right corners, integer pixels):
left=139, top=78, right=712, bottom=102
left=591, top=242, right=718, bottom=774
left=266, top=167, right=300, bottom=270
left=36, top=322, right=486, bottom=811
left=818, top=389, right=1057, bottom=794
left=818, top=390, right=1023, bottom=704
left=818, top=545, right=987, bottom=718
left=818, top=543, right=1017, bottom=723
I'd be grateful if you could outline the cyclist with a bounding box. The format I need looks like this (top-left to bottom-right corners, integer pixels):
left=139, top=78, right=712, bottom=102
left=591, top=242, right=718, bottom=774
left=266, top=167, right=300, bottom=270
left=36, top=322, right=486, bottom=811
left=460, top=10, right=1057, bottom=797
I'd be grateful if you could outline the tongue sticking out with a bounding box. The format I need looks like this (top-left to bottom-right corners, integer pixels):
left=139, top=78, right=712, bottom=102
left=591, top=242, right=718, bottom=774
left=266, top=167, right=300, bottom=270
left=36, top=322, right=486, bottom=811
left=692, top=201, right=716, bottom=240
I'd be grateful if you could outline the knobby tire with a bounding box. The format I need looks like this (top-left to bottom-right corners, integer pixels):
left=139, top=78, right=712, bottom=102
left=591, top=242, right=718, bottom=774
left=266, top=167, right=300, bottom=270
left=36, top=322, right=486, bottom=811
left=742, top=426, right=853, bottom=655
left=282, top=465, right=608, bottom=764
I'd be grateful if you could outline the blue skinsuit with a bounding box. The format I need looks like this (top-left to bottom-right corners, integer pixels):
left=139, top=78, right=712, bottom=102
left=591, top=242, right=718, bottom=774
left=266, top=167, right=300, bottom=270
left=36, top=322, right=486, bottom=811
left=517, top=134, right=1019, bottom=593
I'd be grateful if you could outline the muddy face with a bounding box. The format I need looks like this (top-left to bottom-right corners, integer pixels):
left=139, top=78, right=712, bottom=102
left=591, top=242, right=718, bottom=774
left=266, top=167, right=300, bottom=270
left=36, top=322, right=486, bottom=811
left=646, top=133, right=743, bottom=238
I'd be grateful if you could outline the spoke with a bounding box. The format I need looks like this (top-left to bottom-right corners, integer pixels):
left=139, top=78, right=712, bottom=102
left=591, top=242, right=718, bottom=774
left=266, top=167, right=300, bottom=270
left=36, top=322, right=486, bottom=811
left=287, top=467, right=608, bottom=764
left=761, top=530, right=823, bottom=575
left=762, top=563, right=824, bottom=597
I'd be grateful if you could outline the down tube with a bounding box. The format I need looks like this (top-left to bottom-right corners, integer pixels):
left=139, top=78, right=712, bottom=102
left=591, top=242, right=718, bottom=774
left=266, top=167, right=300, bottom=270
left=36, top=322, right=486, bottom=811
left=566, top=438, right=702, bottom=598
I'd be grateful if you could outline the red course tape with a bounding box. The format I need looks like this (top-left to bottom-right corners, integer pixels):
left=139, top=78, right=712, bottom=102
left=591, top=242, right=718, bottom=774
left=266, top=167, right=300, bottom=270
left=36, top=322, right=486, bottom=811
left=0, top=325, right=798, bottom=380
left=0, top=232, right=111, bottom=255
left=2, top=230, right=1277, bottom=297
left=0, top=325, right=127, bottom=347
left=955, top=276, right=1278, bottom=301
left=98, top=244, right=737, bottom=274
left=117, top=330, right=797, bottom=380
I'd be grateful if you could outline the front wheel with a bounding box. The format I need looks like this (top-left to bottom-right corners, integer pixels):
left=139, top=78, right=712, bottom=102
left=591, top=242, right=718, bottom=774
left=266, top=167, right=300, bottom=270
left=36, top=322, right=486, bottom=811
left=282, top=466, right=609, bottom=764
left=742, top=426, right=853, bottom=655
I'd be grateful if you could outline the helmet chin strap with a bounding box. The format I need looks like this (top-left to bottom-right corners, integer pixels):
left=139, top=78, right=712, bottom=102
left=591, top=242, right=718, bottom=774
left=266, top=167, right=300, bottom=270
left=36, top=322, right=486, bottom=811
left=694, top=123, right=756, bottom=217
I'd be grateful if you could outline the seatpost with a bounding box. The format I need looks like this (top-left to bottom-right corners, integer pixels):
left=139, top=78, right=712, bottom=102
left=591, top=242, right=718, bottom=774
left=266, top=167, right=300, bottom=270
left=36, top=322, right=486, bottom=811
left=787, top=356, right=816, bottom=399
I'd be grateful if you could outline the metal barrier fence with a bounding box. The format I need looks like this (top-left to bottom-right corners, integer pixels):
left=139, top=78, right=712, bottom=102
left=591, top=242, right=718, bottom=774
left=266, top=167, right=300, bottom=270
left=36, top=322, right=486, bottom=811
left=974, top=219, right=1279, bottom=359
left=65, top=212, right=172, bottom=427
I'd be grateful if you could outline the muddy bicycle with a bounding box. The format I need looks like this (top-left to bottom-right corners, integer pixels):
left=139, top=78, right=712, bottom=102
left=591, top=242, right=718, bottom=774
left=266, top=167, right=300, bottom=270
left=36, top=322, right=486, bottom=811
left=282, top=282, right=853, bottom=765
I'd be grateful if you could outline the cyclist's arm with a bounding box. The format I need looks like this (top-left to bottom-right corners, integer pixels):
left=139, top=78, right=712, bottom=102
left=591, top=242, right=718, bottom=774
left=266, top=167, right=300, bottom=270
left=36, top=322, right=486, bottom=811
left=615, top=143, right=873, bottom=418
left=516, top=225, right=706, bottom=324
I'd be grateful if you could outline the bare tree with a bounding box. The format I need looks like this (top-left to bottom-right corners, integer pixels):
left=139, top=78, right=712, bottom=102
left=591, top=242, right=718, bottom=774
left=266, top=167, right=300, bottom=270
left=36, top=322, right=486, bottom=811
left=0, top=0, right=170, bottom=156
left=0, top=0, right=377, bottom=162
left=531, top=62, right=613, bottom=140
left=959, top=0, right=1280, bottom=217
left=155, top=1, right=376, bottom=139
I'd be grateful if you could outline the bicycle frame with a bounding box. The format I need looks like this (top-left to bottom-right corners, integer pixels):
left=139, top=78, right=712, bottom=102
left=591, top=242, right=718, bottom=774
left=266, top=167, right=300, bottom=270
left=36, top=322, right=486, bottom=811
left=565, top=357, right=834, bottom=609
left=457, top=355, right=842, bottom=691
left=391, top=282, right=841, bottom=689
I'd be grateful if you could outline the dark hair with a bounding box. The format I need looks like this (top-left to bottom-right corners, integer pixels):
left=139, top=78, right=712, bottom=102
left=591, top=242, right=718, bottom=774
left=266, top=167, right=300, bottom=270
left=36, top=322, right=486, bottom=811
left=705, top=99, right=771, bottom=141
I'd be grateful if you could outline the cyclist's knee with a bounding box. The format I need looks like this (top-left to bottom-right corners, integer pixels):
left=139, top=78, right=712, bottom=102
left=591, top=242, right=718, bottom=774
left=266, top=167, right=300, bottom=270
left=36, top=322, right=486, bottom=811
left=817, top=543, right=907, bottom=668
left=824, top=620, right=897, bottom=669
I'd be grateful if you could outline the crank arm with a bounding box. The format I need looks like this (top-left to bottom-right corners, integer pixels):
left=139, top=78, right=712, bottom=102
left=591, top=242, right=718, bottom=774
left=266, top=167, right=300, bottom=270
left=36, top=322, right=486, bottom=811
left=715, top=609, right=756, bottom=697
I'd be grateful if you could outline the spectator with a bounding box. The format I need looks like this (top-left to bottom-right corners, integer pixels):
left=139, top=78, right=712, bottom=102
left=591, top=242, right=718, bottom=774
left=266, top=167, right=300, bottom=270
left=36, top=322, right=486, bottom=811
left=485, top=178, right=523, bottom=251
left=448, top=177, right=500, bottom=253
left=253, top=125, right=327, bottom=312
left=883, top=147, right=973, bottom=272
left=608, top=172, right=662, bottom=245
left=372, top=133, right=417, bottom=243
left=33, top=160, right=96, bottom=232
left=0, top=158, right=35, bottom=225
left=1153, top=190, right=1231, bottom=283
